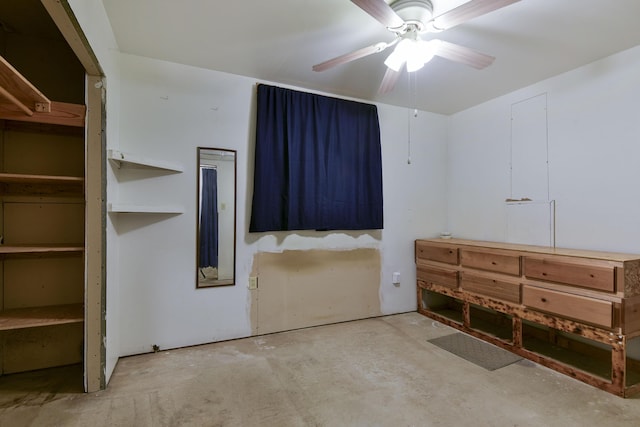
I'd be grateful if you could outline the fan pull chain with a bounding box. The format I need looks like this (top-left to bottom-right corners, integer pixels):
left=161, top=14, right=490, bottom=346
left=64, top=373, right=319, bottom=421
left=407, top=71, right=418, bottom=164
left=407, top=108, right=412, bottom=164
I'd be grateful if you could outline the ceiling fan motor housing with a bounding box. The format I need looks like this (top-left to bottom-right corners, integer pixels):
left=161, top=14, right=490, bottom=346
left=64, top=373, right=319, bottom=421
left=390, top=0, right=434, bottom=31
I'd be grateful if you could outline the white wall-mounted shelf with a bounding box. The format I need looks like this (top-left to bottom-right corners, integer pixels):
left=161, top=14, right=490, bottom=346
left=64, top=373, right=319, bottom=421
left=107, top=149, right=183, bottom=173
left=108, top=203, right=184, bottom=214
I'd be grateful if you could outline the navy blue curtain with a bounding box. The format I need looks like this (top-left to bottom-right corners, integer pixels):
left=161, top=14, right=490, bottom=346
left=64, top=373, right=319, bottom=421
left=250, top=84, right=383, bottom=232
left=199, top=168, right=218, bottom=268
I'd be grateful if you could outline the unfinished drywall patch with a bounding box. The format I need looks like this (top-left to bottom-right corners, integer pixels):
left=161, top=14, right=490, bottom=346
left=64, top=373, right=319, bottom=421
left=251, top=249, right=381, bottom=335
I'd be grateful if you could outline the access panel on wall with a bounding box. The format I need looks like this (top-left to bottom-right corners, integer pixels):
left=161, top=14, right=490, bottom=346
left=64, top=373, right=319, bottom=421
left=510, top=93, right=548, bottom=200
left=508, top=93, right=554, bottom=246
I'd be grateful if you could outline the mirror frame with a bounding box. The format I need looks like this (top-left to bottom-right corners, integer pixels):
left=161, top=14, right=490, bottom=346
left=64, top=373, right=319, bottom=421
left=196, top=147, right=237, bottom=288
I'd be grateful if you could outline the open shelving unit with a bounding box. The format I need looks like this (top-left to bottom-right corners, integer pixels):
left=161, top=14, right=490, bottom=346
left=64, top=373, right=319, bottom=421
left=0, top=50, right=87, bottom=377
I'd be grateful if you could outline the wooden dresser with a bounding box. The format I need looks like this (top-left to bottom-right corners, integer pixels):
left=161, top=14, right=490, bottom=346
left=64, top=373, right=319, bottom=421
left=415, top=238, right=640, bottom=397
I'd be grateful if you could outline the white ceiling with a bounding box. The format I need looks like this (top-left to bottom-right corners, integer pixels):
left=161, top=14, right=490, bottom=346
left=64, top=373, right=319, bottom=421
left=101, top=0, right=640, bottom=115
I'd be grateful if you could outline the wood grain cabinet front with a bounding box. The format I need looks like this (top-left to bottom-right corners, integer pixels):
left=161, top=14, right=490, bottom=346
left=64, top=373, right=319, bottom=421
left=523, top=257, right=616, bottom=293
left=460, top=271, right=520, bottom=303
left=416, top=240, right=458, bottom=264
left=522, top=285, right=613, bottom=328
left=417, top=262, right=458, bottom=289
left=460, top=249, right=521, bottom=276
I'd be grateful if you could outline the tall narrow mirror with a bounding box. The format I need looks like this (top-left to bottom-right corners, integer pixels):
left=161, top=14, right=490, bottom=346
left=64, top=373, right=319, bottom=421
left=197, top=147, right=236, bottom=288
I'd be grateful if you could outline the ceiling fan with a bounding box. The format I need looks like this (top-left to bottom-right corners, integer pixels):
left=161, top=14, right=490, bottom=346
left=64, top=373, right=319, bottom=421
left=312, top=0, right=521, bottom=93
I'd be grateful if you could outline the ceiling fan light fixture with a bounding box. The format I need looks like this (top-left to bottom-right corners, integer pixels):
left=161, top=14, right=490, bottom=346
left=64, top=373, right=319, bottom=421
left=313, top=0, right=520, bottom=94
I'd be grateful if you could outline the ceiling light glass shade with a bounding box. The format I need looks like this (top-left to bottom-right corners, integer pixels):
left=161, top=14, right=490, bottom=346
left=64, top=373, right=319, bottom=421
left=383, top=51, right=405, bottom=72
left=385, top=38, right=440, bottom=73
left=384, top=39, right=411, bottom=71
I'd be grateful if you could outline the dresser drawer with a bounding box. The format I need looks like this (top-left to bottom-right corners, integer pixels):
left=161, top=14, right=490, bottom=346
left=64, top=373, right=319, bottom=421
left=460, top=271, right=521, bottom=303
left=416, top=241, right=458, bottom=265
left=523, top=257, right=615, bottom=292
left=417, top=263, right=458, bottom=289
left=460, top=249, right=521, bottom=276
left=522, top=285, right=613, bottom=328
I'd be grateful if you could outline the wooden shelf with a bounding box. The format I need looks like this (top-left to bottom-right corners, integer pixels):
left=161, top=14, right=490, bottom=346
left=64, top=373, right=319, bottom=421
left=0, top=245, right=84, bottom=255
left=0, top=173, right=84, bottom=185
left=0, top=173, right=84, bottom=199
left=0, top=304, right=83, bottom=331
left=0, top=101, right=85, bottom=128
left=0, top=54, right=85, bottom=128
left=0, top=54, right=50, bottom=115
left=108, top=203, right=183, bottom=214
left=108, top=149, right=183, bottom=173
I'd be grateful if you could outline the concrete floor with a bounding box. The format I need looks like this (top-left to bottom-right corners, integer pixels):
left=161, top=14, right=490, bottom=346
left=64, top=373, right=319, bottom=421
left=0, top=312, right=639, bottom=426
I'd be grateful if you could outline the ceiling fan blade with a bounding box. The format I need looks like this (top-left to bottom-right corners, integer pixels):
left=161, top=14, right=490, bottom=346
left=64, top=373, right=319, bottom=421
left=378, top=67, right=401, bottom=94
left=351, top=0, right=405, bottom=29
left=434, top=40, right=495, bottom=69
left=430, top=0, right=521, bottom=31
left=313, top=42, right=390, bottom=72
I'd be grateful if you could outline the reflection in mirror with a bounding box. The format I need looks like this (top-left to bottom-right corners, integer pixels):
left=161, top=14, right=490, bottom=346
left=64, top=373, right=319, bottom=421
left=197, top=148, right=236, bottom=288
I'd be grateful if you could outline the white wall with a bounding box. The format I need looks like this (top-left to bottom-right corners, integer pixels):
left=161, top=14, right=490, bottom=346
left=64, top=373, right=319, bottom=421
left=378, top=106, right=449, bottom=313
left=113, top=53, right=448, bottom=356
left=448, top=45, right=640, bottom=254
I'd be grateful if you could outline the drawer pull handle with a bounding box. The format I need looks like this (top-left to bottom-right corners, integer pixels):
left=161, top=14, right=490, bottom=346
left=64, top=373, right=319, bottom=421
left=542, top=273, right=547, bottom=276
left=491, top=261, right=497, bottom=265
left=541, top=297, right=547, bottom=303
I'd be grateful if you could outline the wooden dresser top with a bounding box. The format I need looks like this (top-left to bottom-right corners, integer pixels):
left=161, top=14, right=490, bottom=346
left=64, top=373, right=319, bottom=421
left=417, top=238, right=640, bottom=262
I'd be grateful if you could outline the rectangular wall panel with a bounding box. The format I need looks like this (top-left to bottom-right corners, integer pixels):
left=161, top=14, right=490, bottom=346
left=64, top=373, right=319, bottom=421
left=511, top=94, right=548, bottom=200
left=252, top=249, right=382, bottom=335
